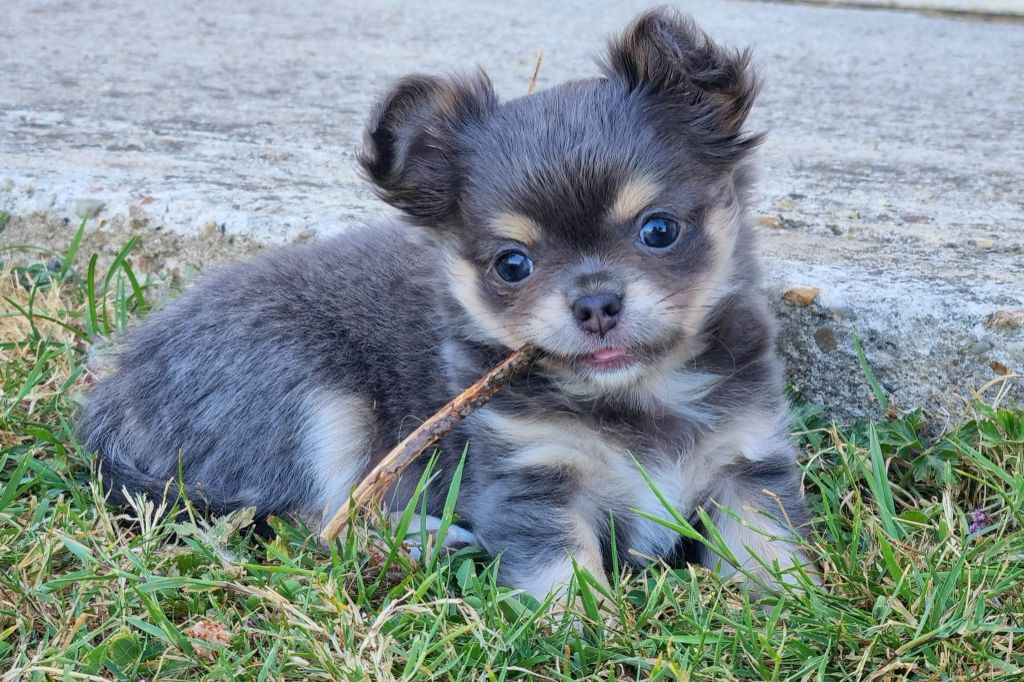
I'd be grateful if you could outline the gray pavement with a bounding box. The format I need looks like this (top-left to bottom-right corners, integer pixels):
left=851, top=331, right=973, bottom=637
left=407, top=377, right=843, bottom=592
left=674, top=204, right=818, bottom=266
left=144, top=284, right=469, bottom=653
left=801, top=0, right=1024, bottom=16
left=2, top=0, right=1022, bottom=424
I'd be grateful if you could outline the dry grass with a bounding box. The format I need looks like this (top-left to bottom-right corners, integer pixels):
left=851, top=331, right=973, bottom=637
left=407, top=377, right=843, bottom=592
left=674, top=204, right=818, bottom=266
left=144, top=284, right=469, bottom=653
left=1, top=264, right=90, bottom=445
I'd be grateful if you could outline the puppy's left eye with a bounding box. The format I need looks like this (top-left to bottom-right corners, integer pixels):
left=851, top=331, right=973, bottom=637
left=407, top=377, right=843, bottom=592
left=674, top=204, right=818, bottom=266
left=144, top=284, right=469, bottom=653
left=638, top=216, right=681, bottom=249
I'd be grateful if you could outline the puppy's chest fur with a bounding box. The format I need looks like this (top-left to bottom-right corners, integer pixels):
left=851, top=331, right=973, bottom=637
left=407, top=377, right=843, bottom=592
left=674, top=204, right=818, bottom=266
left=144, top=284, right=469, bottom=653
left=464, top=382, right=739, bottom=563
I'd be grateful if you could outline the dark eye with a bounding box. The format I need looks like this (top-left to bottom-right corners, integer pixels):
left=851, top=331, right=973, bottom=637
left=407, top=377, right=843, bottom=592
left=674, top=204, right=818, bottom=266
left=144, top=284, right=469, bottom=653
left=638, top=216, right=681, bottom=249
left=493, top=250, right=534, bottom=283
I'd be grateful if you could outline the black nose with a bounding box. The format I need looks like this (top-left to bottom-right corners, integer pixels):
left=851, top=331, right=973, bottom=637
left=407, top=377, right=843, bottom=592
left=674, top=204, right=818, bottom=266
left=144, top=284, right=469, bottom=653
left=572, top=292, right=622, bottom=336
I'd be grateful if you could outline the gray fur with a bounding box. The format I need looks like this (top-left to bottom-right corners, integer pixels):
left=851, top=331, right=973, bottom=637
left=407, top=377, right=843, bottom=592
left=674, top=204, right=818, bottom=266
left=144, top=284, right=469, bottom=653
left=78, top=9, right=814, bottom=596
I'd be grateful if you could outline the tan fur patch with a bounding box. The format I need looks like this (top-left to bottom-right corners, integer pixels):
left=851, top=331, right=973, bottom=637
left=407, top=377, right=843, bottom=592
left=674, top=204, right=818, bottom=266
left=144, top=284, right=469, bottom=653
left=680, top=409, right=792, bottom=502
left=444, top=253, right=522, bottom=347
left=699, top=480, right=812, bottom=586
left=691, top=409, right=792, bottom=467
left=519, top=556, right=578, bottom=601
left=679, top=200, right=741, bottom=335
left=517, top=515, right=608, bottom=600
left=526, top=288, right=582, bottom=360
left=477, top=409, right=617, bottom=475
left=305, top=391, right=373, bottom=524
left=490, top=212, right=542, bottom=246
left=569, top=511, right=611, bottom=588
left=609, top=175, right=661, bottom=223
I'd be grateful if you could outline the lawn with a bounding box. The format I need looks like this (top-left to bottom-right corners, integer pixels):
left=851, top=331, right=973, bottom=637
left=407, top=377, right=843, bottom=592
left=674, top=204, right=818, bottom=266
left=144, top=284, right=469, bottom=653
left=2, top=219, right=1023, bottom=680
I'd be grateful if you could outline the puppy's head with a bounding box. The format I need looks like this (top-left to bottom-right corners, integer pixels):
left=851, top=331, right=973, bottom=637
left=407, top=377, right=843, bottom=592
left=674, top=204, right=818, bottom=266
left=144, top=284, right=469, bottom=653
left=360, top=10, right=762, bottom=394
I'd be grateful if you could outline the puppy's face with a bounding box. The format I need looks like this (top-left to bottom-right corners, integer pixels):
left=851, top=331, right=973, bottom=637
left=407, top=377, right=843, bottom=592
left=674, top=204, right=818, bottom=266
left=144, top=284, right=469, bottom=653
left=361, top=10, right=762, bottom=393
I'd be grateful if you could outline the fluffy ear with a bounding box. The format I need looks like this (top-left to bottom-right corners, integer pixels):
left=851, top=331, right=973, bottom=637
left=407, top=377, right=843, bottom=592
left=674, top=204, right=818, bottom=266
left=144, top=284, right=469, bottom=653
left=359, top=71, right=496, bottom=225
left=602, top=9, right=763, bottom=167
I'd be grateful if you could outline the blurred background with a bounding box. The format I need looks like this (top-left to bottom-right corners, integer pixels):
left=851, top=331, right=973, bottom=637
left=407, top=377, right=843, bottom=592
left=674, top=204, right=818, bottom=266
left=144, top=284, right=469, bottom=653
left=2, top=0, right=1022, bottom=424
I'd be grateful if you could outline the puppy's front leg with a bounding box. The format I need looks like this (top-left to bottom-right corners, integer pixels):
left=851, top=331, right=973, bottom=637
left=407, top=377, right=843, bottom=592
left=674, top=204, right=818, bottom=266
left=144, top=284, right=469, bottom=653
left=700, top=460, right=817, bottom=588
left=468, top=470, right=608, bottom=605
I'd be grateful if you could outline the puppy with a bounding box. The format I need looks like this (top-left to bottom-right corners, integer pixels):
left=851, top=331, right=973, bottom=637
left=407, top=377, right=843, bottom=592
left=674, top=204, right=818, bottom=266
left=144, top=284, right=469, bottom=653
left=77, top=9, right=815, bottom=601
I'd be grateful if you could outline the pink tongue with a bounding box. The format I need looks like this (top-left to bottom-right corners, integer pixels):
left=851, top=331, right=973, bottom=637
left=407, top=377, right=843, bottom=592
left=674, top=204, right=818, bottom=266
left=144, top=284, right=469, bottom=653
left=590, top=347, right=628, bottom=363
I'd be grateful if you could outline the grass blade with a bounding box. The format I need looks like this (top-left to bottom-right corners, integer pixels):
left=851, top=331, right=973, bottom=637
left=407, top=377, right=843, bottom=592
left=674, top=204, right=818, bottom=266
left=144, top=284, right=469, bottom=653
left=427, top=444, right=468, bottom=570
left=60, top=216, right=88, bottom=281
left=867, top=423, right=901, bottom=539
left=851, top=328, right=889, bottom=411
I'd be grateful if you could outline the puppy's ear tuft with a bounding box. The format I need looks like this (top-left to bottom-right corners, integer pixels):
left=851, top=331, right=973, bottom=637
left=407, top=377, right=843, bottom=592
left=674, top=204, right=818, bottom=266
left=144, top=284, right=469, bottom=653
left=602, top=8, right=763, bottom=166
left=359, top=71, right=495, bottom=225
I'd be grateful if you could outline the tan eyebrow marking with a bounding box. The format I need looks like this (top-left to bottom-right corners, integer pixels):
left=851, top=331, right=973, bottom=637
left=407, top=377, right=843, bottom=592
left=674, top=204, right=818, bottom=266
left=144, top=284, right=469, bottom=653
left=609, top=175, right=661, bottom=223
left=490, top=212, right=542, bottom=245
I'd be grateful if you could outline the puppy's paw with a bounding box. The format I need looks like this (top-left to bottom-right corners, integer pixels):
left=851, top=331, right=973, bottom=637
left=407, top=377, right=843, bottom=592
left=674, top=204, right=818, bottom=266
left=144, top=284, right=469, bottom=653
left=530, top=570, right=618, bottom=635
left=390, top=513, right=478, bottom=561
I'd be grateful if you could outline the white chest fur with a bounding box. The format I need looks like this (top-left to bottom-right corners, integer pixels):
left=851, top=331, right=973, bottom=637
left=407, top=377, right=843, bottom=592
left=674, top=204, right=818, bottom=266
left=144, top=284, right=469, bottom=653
left=474, top=407, right=729, bottom=560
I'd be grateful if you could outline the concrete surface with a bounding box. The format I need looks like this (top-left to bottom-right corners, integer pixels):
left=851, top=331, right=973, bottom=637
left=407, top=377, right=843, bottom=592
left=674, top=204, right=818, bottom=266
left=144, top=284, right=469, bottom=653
left=2, top=0, right=1022, bottom=425
left=798, top=0, right=1024, bottom=17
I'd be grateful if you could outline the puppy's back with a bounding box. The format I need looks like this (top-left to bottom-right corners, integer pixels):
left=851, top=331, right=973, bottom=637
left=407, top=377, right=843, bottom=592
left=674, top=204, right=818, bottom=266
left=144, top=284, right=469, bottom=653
left=77, top=222, right=450, bottom=519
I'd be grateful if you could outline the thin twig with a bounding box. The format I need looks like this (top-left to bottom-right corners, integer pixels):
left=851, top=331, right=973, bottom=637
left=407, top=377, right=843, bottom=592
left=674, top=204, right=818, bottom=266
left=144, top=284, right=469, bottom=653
left=527, top=49, right=544, bottom=94
left=321, top=345, right=541, bottom=540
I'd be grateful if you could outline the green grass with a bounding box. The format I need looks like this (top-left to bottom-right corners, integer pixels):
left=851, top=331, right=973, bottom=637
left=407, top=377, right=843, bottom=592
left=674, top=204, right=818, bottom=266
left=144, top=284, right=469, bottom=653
left=2, top=236, right=1023, bottom=680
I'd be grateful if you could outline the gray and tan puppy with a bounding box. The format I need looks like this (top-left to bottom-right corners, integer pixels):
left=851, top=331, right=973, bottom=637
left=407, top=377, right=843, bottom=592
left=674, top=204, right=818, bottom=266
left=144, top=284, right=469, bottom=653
left=78, top=9, right=815, bottom=600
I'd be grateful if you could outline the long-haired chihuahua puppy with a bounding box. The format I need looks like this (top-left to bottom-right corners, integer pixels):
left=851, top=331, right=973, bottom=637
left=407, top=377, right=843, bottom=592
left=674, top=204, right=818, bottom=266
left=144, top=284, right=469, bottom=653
left=78, top=9, right=816, bottom=600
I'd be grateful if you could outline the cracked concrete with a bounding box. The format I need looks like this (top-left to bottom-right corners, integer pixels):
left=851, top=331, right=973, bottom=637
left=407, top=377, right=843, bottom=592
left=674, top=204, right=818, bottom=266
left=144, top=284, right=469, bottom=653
left=2, top=0, right=1022, bottom=425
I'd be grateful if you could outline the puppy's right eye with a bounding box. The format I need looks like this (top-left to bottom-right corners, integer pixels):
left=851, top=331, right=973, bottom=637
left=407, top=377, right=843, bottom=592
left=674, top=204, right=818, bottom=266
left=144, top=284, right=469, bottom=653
left=493, top=250, right=534, bottom=283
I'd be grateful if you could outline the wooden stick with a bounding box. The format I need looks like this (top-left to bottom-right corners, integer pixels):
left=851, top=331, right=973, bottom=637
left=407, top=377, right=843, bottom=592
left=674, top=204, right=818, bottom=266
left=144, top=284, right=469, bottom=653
left=320, top=345, right=541, bottom=541
left=527, top=49, right=544, bottom=94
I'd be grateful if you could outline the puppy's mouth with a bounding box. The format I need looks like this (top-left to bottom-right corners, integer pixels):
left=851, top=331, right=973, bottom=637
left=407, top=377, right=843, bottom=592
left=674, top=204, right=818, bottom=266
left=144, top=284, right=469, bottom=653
left=549, top=331, right=692, bottom=385
left=577, top=346, right=636, bottom=371
left=530, top=323, right=690, bottom=386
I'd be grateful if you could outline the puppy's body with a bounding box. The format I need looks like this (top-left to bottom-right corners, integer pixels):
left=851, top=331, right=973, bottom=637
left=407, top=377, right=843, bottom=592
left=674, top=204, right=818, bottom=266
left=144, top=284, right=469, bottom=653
left=80, top=226, right=451, bottom=520
left=79, top=10, right=814, bottom=598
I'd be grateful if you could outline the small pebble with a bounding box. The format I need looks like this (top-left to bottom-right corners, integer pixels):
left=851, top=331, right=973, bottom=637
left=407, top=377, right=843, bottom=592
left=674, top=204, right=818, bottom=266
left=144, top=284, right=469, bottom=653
left=200, top=220, right=220, bottom=241
left=990, top=360, right=1010, bottom=375
left=969, top=340, right=993, bottom=356
left=74, top=198, right=105, bottom=218
left=782, top=286, right=820, bottom=307
left=128, top=204, right=148, bottom=230
left=983, top=310, right=1023, bottom=331
left=814, top=326, right=838, bottom=353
